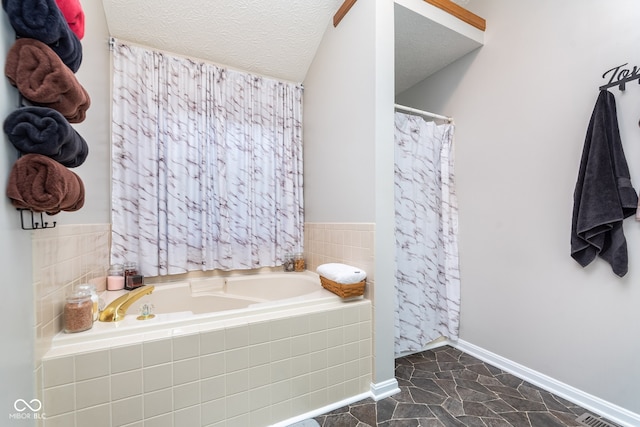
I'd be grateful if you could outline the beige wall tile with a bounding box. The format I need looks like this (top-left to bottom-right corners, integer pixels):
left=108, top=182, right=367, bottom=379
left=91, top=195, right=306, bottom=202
left=143, top=388, right=172, bottom=418
left=76, top=403, right=111, bottom=427
left=173, top=333, right=200, bottom=361
left=111, top=344, right=142, bottom=373
left=75, top=350, right=110, bottom=381
left=143, top=339, right=172, bottom=367
left=43, top=357, right=74, bottom=388
left=111, top=395, right=143, bottom=426
left=143, top=364, right=172, bottom=393
left=111, top=370, right=142, bottom=401
left=76, top=376, right=110, bottom=410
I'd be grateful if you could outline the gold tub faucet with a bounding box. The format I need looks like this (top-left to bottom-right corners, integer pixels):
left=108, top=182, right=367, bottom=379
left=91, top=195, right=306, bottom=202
left=99, top=285, right=155, bottom=322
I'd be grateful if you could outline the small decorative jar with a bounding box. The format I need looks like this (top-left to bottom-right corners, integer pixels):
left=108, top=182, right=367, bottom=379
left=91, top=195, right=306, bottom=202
left=123, top=261, right=138, bottom=277
left=75, top=283, right=100, bottom=321
left=107, top=264, right=125, bottom=291
left=293, top=252, right=306, bottom=272
left=283, top=253, right=295, bottom=272
left=63, top=289, right=93, bottom=333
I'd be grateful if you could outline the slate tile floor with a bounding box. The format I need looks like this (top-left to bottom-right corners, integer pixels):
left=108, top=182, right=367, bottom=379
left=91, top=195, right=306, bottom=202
left=313, top=345, right=618, bottom=427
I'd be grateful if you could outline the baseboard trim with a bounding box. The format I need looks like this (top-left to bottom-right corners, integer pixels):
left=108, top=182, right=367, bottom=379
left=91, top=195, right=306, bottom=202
left=271, top=391, right=371, bottom=427
left=453, top=339, right=640, bottom=427
left=370, top=378, right=401, bottom=401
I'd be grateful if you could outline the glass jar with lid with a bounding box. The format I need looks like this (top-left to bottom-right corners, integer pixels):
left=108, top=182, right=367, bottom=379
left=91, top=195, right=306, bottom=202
left=293, top=252, right=306, bottom=272
left=107, top=264, right=125, bottom=291
left=75, top=283, right=101, bottom=321
left=63, top=289, right=93, bottom=333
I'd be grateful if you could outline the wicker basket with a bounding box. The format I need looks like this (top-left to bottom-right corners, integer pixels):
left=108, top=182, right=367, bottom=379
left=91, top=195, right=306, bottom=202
left=319, top=275, right=366, bottom=298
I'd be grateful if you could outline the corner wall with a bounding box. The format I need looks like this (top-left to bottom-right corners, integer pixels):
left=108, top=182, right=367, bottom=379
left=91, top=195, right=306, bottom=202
left=303, top=0, right=397, bottom=393
left=397, top=0, right=640, bottom=417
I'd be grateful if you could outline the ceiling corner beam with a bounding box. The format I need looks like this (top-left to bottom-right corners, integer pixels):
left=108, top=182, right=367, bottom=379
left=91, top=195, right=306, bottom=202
left=333, top=0, right=358, bottom=27
left=423, top=0, right=486, bottom=31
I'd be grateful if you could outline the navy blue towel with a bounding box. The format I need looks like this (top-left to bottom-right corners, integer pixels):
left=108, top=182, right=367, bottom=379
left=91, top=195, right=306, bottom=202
left=4, top=107, right=88, bottom=168
left=2, top=0, right=82, bottom=72
left=571, top=90, right=637, bottom=277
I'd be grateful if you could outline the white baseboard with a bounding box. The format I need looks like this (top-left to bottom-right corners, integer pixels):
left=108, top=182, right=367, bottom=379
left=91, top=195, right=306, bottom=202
left=370, top=378, right=401, bottom=401
left=453, top=339, right=640, bottom=427
left=270, top=391, right=371, bottom=427
left=271, top=379, right=399, bottom=426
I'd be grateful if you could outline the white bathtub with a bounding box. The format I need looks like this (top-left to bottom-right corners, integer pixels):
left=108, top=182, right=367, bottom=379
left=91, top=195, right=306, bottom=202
left=49, top=270, right=342, bottom=353
left=42, top=270, right=372, bottom=427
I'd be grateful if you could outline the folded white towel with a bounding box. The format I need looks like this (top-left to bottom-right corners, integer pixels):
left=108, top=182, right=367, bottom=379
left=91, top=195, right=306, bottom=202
left=316, top=263, right=366, bottom=285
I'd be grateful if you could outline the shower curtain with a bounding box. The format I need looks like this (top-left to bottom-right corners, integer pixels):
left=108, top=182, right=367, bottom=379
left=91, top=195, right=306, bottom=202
left=110, top=41, right=304, bottom=277
left=394, top=111, right=460, bottom=355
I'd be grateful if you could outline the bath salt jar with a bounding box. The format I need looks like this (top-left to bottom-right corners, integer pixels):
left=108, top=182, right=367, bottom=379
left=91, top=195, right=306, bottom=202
left=283, top=253, right=295, bottom=272
left=107, top=264, right=125, bottom=291
left=293, top=252, right=306, bottom=272
left=75, top=284, right=100, bottom=321
left=63, top=289, right=93, bottom=333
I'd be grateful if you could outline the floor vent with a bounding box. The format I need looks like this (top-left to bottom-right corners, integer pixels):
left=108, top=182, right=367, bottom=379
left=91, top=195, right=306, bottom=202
left=575, top=413, right=618, bottom=427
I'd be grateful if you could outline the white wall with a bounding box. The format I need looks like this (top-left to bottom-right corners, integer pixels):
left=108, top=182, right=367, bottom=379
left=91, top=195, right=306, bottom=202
left=303, top=1, right=377, bottom=223
left=304, top=0, right=397, bottom=391
left=397, top=0, right=640, bottom=415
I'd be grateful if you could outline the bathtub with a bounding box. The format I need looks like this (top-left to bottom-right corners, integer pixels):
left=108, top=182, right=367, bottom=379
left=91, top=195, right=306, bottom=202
left=49, top=270, right=343, bottom=351
left=42, top=270, right=372, bottom=426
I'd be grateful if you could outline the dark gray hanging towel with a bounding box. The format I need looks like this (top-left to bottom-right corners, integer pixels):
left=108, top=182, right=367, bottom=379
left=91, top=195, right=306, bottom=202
left=571, top=90, right=637, bottom=277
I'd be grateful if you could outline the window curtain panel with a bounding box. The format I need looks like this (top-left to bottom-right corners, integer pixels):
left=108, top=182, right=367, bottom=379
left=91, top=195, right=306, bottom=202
left=393, top=112, right=460, bottom=355
left=111, top=41, right=304, bottom=276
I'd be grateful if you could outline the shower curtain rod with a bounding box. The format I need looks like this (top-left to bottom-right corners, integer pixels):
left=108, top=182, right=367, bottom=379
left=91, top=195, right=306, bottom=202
left=394, top=104, right=452, bottom=122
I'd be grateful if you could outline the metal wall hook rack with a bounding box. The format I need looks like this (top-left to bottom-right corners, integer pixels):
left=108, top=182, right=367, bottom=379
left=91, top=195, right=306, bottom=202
left=599, top=63, right=640, bottom=91
left=18, top=209, right=57, bottom=230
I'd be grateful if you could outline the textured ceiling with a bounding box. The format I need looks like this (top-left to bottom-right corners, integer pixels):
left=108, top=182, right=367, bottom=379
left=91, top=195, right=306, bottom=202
left=394, top=2, right=483, bottom=94
left=102, top=0, right=484, bottom=92
left=102, top=0, right=343, bottom=83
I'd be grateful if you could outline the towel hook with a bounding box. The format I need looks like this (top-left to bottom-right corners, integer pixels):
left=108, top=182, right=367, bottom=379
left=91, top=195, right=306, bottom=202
left=18, top=209, right=57, bottom=230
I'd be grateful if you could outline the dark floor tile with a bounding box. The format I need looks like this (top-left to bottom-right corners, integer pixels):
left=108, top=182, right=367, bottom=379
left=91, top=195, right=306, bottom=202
left=462, top=401, right=499, bottom=418
left=500, top=411, right=533, bottom=426
left=376, top=397, right=397, bottom=423
left=456, top=415, right=487, bottom=427
left=350, top=402, right=377, bottom=426
left=499, top=395, right=548, bottom=412
left=428, top=405, right=467, bottom=426
left=377, top=419, right=419, bottom=427
left=312, top=346, right=618, bottom=427
left=315, top=412, right=360, bottom=427
left=409, top=386, right=448, bottom=405
left=393, top=402, right=433, bottom=419
left=442, top=397, right=464, bottom=417
left=527, top=411, right=571, bottom=427
left=407, top=377, right=447, bottom=396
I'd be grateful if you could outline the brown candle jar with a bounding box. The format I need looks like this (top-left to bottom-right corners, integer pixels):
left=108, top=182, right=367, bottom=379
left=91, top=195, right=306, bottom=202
left=64, top=289, right=93, bottom=333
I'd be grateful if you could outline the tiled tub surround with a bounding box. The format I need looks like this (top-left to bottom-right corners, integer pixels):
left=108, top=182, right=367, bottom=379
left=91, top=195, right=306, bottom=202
left=32, top=223, right=112, bottom=415
left=304, top=223, right=375, bottom=298
left=33, top=224, right=111, bottom=360
left=41, top=299, right=372, bottom=427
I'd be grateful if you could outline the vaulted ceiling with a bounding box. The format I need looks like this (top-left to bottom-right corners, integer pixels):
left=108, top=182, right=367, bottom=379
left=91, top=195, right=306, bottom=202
left=102, top=0, right=343, bottom=83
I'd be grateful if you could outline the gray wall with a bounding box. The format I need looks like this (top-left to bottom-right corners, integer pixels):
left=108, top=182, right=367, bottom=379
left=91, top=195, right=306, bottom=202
left=0, top=1, right=110, bottom=420
left=397, top=0, right=640, bottom=415
left=0, top=11, right=34, bottom=421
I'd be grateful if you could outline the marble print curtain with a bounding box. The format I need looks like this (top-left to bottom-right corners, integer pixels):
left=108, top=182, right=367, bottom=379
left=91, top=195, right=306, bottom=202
left=394, top=112, right=460, bottom=355
left=111, top=41, right=304, bottom=276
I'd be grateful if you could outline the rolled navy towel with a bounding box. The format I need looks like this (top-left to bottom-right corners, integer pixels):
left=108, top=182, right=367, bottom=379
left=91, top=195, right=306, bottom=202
left=55, top=0, right=84, bottom=39
left=5, top=38, right=90, bottom=123
left=2, top=0, right=83, bottom=72
left=4, top=107, right=89, bottom=167
left=7, top=153, right=85, bottom=215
